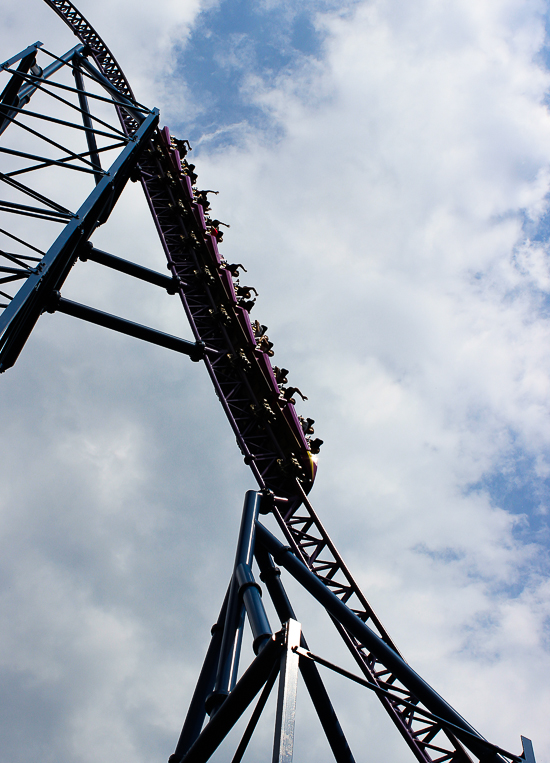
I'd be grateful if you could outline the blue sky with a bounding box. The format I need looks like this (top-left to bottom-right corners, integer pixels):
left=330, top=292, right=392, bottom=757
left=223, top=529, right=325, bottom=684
left=1, top=0, right=550, bottom=761
left=175, top=0, right=550, bottom=552
left=174, top=0, right=332, bottom=145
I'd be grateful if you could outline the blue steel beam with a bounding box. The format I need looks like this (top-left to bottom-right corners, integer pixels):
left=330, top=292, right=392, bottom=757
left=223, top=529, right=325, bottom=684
left=172, top=591, right=231, bottom=760
left=208, top=491, right=272, bottom=715
left=235, top=562, right=272, bottom=653
left=80, top=245, right=177, bottom=291
left=16, top=45, right=86, bottom=105
left=1, top=43, right=43, bottom=71
left=0, top=45, right=40, bottom=135
left=180, top=634, right=283, bottom=763
left=50, top=295, right=205, bottom=361
left=72, top=63, right=102, bottom=183
left=0, top=107, right=158, bottom=372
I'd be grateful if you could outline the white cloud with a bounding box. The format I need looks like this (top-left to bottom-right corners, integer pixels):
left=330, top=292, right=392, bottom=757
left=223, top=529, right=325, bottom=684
left=195, top=0, right=550, bottom=757
left=1, top=0, right=550, bottom=761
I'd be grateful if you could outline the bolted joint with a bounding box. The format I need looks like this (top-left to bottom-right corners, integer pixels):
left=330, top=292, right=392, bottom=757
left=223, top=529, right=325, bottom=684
left=190, top=341, right=205, bottom=362
left=235, top=563, right=272, bottom=654
left=45, top=290, right=61, bottom=314
left=235, top=563, right=262, bottom=599
left=204, top=689, right=229, bottom=717
left=259, top=564, right=282, bottom=583
left=210, top=621, right=223, bottom=636
left=78, top=240, right=93, bottom=262
left=258, top=489, right=277, bottom=514
left=272, top=545, right=293, bottom=567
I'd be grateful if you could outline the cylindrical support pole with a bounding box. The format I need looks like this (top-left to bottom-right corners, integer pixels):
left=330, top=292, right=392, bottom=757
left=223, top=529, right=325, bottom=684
left=256, top=547, right=356, bottom=763
left=229, top=604, right=246, bottom=691
left=82, top=245, right=177, bottom=291
left=172, top=591, right=229, bottom=758
left=205, top=577, right=242, bottom=715
left=180, top=636, right=282, bottom=763
left=235, top=491, right=263, bottom=568
left=51, top=295, right=205, bottom=360
left=235, top=563, right=272, bottom=654
left=255, top=523, right=495, bottom=762
left=208, top=491, right=266, bottom=714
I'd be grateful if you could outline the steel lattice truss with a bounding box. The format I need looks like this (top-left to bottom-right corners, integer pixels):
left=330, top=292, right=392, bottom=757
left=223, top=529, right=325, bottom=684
left=0, top=4, right=538, bottom=763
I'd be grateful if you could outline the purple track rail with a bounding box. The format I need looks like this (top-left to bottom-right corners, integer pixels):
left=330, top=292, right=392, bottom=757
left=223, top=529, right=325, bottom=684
left=40, top=4, right=486, bottom=762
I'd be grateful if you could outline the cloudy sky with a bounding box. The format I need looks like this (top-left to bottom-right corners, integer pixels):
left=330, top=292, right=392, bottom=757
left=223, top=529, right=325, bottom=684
left=1, top=0, right=550, bottom=761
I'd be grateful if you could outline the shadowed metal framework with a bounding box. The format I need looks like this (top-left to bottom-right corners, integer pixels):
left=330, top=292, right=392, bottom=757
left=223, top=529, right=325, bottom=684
left=0, top=3, right=538, bottom=763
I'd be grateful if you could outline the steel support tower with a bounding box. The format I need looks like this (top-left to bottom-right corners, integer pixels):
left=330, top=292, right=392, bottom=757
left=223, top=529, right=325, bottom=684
left=0, top=3, right=538, bottom=762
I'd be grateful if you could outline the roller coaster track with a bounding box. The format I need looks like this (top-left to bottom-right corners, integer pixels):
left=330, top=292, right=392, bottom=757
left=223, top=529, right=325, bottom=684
left=0, top=4, right=532, bottom=763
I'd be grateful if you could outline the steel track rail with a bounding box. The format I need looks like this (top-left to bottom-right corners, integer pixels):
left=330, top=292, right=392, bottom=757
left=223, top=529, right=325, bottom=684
left=38, top=4, right=508, bottom=762
left=140, top=132, right=476, bottom=763
left=42, top=0, right=138, bottom=135
left=138, top=133, right=317, bottom=494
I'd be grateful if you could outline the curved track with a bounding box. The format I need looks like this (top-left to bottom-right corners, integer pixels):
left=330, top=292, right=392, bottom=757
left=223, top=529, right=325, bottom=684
left=43, top=1, right=320, bottom=506
left=1, top=5, right=519, bottom=763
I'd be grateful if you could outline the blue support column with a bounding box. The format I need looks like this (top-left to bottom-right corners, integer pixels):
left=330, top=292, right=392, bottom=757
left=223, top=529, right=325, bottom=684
left=50, top=295, right=205, bottom=360
left=0, top=44, right=41, bottom=135
left=172, top=591, right=230, bottom=759
left=207, top=491, right=272, bottom=715
left=81, top=245, right=177, bottom=291
left=180, top=635, right=283, bottom=763
left=235, top=562, right=272, bottom=653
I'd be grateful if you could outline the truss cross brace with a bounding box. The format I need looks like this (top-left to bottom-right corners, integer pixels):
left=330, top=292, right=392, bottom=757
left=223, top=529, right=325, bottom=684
left=49, top=293, right=205, bottom=361
left=80, top=245, right=178, bottom=292
left=0, top=107, right=159, bottom=372
left=16, top=44, right=86, bottom=108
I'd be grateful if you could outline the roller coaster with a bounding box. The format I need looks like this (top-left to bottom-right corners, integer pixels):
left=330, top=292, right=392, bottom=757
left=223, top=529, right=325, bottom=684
left=0, top=3, right=538, bottom=762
